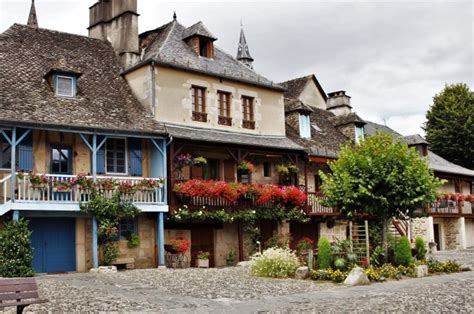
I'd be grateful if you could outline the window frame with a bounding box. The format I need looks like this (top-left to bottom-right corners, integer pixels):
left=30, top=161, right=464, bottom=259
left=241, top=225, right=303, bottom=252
left=105, top=137, right=128, bottom=175
left=54, top=75, right=76, bottom=97
left=354, top=126, right=365, bottom=144
left=263, top=162, right=271, bottom=178
left=242, top=96, right=255, bottom=129
left=299, top=114, right=311, bottom=138
left=191, top=85, right=208, bottom=122
left=117, top=217, right=138, bottom=241
left=50, top=145, right=73, bottom=175
left=217, top=91, right=232, bottom=126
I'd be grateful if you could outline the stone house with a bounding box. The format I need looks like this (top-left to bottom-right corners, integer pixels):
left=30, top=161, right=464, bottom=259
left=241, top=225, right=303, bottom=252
left=0, top=5, right=168, bottom=273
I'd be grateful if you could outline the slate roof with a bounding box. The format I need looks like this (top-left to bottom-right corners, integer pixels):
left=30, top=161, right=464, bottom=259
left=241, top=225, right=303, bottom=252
left=285, top=108, right=350, bottom=158
left=329, top=112, right=366, bottom=127
left=284, top=99, right=314, bottom=114
left=404, top=134, right=429, bottom=145
left=137, top=20, right=283, bottom=91
left=365, top=121, right=474, bottom=177
left=182, top=21, right=217, bottom=40
left=165, top=124, right=304, bottom=151
left=279, top=75, right=327, bottom=102
left=0, top=24, right=165, bottom=135
left=428, top=151, right=474, bottom=177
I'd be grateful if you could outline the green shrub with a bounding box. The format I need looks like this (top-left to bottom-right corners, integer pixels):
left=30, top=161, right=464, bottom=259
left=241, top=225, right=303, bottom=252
left=370, top=246, right=385, bottom=267
left=394, top=236, right=412, bottom=266
left=317, top=237, right=332, bottom=269
left=414, top=237, right=426, bottom=260
left=310, top=269, right=348, bottom=282
left=101, top=241, right=119, bottom=266
left=251, top=247, right=300, bottom=278
left=334, top=258, right=346, bottom=270
left=127, top=233, right=140, bottom=248
left=0, top=219, right=34, bottom=277
left=427, top=260, right=461, bottom=273
left=365, top=266, right=383, bottom=282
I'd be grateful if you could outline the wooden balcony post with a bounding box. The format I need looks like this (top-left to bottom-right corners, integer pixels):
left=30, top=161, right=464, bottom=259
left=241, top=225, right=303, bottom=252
left=10, top=127, right=16, bottom=204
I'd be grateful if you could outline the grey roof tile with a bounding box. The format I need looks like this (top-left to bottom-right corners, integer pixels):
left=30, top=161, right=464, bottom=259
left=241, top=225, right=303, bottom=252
left=182, top=21, right=217, bottom=40
left=139, top=20, right=283, bottom=91
left=0, top=24, right=165, bottom=135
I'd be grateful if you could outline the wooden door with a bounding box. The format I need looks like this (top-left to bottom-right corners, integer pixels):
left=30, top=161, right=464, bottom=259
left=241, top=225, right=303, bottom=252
left=289, top=221, right=318, bottom=250
left=223, top=160, right=236, bottom=182
left=434, top=224, right=440, bottom=250
left=191, top=225, right=215, bottom=267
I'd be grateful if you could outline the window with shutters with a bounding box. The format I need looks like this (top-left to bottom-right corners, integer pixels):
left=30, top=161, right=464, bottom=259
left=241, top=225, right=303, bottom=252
left=0, top=130, right=11, bottom=169
left=191, top=86, right=207, bottom=122
left=242, top=96, right=255, bottom=129
left=106, top=138, right=127, bottom=174
left=217, top=91, right=232, bottom=126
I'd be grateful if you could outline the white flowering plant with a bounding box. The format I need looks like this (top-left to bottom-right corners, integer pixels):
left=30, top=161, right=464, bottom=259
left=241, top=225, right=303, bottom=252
left=251, top=247, right=300, bottom=278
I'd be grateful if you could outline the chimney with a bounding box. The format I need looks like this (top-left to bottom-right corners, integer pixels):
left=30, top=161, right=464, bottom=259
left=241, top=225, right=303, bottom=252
left=326, top=91, right=352, bottom=116
left=88, top=0, right=140, bottom=69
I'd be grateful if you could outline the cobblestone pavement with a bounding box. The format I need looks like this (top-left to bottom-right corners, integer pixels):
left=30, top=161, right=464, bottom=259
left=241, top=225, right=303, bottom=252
left=5, top=249, right=472, bottom=313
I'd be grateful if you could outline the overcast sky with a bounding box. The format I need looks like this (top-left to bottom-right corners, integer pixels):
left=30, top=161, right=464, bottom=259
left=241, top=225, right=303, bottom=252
left=1, top=0, right=472, bottom=136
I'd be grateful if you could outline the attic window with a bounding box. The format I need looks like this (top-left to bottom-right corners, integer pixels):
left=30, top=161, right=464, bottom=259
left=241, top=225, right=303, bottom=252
left=198, top=38, right=214, bottom=58
left=55, top=75, right=76, bottom=97
left=299, top=114, right=311, bottom=138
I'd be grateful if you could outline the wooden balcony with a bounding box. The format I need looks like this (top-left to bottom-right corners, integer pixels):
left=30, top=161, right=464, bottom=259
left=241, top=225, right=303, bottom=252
left=307, top=192, right=338, bottom=216
left=1, top=173, right=167, bottom=215
left=426, top=200, right=473, bottom=218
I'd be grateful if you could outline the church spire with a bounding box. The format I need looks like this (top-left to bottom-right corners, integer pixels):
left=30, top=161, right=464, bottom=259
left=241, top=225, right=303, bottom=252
left=27, top=0, right=38, bottom=28
left=236, top=25, right=254, bottom=69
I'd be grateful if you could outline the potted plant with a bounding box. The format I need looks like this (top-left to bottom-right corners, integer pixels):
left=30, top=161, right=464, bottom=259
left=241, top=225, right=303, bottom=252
left=99, top=178, right=116, bottom=190
left=126, top=233, right=140, bottom=248
left=53, top=180, right=73, bottom=193
left=196, top=251, right=210, bottom=268
left=26, top=172, right=49, bottom=190
left=226, top=249, right=236, bottom=266
left=118, top=181, right=136, bottom=196
left=193, top=156, right=207, bottom=166
left=297, top=237, right=314, bottom=269
left=175, top=153, right=194, bottom=181
left=276, top=164, right=289, bottom=175
left=237, top=161, right=255, bottom=173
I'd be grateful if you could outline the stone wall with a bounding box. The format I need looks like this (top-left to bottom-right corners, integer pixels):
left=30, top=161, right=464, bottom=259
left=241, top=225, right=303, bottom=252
left=443, top=218, right=461, bottom=250
left=319, top=221, right=347, bottom=242
left=411, top=217, right=430, bottom=244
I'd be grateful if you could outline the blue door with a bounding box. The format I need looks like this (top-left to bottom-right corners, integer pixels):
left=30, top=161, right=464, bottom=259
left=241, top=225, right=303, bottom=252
left=29, top=218, right=76, bottom=273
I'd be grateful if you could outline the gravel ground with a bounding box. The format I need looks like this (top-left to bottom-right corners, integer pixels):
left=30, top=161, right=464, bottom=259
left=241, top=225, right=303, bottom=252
left=1, top=249, right=472, bottom=313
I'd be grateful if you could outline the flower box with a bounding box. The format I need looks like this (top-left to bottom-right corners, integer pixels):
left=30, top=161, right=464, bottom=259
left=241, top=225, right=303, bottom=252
left=196, top=259, right=209, bottom=268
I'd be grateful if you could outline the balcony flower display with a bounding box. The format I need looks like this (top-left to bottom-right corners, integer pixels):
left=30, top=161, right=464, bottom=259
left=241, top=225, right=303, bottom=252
left=53, top=180, right=73, bottom=192
left=118, top=181, right=136, bottom=194
left=237, top=161, right=255, bottom=173
left=73, top=173, right=95, bottom=191
left=98, top=178, right=116, bottom=190
left=18, top=172, right=49, bottom=189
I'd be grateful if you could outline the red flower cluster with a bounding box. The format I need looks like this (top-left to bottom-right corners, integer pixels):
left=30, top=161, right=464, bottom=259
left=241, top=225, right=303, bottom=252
left=438, top=192, right=474, bottom=203
left=169, top=239, right=191, bottom=253
left=173, top=180, right=307, bottom=207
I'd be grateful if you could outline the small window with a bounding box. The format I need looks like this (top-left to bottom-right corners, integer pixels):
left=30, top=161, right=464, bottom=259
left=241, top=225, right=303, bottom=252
left=199, top=38, right=210, bottom=57
left=203, top=159, right=220, bottom=180
left=299, top=114, right=311, bottom=138
left=191, top=86, right=207, bottom=122
left=218, top=91, right=232, bottom=125
left=51, top=146, right=71, bottom=174
left=55, top=75, right=75, bottom=97
left=355, top=126, right=365, bottom=143
left=106, top=138, right=127, bottom=174
left=263, top=162, right=271, bottom=177
left=118, top=217, right=138, bottom=240
left=0, top=131, right=11, bottom=169
left=242, top=96, right=255, bottom=129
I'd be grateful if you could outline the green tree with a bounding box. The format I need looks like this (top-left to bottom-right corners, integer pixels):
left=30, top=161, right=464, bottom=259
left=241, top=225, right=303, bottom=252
left=425, top=83, right=474, bottom=169
left=0, top=218, right=34, bottom=277
left=394, top=236, right=412, bottom=266
left=320, top=133, right=442, bottom=256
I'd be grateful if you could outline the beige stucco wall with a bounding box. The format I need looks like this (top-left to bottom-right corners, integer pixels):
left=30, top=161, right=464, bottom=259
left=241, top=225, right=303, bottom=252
left=125, top=65, right=286, bottom=136
left=75, top=218, right=87, bottom=272
left=117, top=215, right=156, bottom=268
left=298, top=79, right=327, bottom=110
left=319, top=221, right=347, bottom=242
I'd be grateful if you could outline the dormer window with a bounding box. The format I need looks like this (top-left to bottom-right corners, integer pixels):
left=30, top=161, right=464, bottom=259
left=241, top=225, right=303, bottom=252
left=55, top=75, right=76, bottom=97
left=355, top=126, right=365, bottom=143
left=199, top=38, right=211, bottom=57
left=299, top=114, right=311, bottom=138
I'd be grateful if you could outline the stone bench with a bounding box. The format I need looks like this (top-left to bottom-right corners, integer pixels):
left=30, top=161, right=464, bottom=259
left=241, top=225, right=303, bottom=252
left=112, top=257, right=135, bottom=270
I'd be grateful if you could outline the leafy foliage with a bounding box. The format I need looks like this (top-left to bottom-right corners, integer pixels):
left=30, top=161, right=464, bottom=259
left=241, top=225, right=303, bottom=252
left=394, top=236, right=412, bottom=266
left=265, top=232, right=291, bottom=249
left=317, top=236, right=332, bottom=269
left=320, top=133, right=442, bottom=220
left=427, top=259, right=461, bottom=273
left=127, top=233, right=140, bottom=248
left=414, top=237, right=426, bottom=260
left=310, top=269, right=349, bottom=282
left=251, top=247, right=300, bottom=278
left=0, top=219, right=34, bottom=277
left=370, top=246, right=385, bottom=267
left=365, top=264, right=416, bottom=282
left=425, top=83, right=474, bottom=169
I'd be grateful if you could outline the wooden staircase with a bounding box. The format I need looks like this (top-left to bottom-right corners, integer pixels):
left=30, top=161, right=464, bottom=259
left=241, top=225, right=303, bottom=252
left=389, top=211, right=411, bottom=240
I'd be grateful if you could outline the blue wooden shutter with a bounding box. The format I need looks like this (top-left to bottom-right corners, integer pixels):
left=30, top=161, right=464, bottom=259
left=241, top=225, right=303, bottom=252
left=18, top=131, right=33, bottom=171
left=129, top=138, right=142, bottom=176
left=96, top=136, right=106, bottom=174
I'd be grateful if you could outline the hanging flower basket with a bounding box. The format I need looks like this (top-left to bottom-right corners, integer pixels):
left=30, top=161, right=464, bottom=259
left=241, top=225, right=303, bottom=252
left=238, top=161, right=255, bottom=173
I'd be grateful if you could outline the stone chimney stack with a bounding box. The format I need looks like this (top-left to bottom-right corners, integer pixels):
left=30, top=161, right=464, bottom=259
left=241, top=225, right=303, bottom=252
left=88, top=0, right=139, bottom=69
left=326, top=91, right=352, bottom=116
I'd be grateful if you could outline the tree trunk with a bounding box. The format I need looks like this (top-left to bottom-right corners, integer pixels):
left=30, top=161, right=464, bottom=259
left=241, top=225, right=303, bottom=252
left=382, top=218, right=389, bottom=262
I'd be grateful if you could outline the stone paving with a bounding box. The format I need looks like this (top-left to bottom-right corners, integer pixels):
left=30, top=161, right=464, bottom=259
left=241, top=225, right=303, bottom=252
left=4, top=249, right=472, bottom=313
